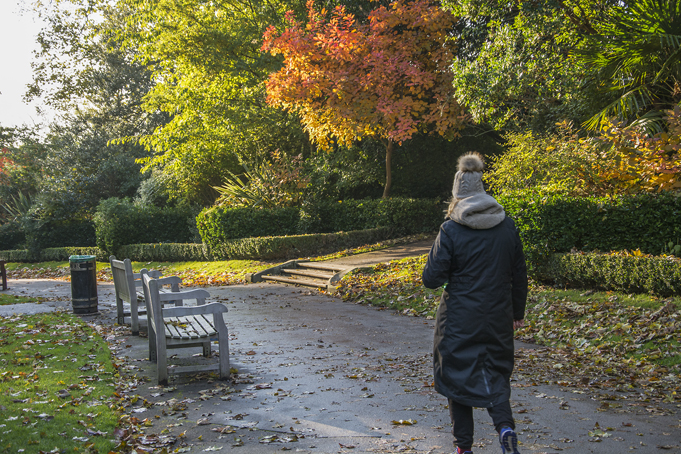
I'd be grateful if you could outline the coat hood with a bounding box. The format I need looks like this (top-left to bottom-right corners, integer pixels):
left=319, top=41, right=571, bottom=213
left=450, top=193, right=505, bottom=230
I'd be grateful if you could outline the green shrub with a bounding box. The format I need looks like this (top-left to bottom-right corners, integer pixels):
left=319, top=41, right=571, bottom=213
left=41, top=247, right=106, bottom=262
left=498, top=189, right=681, bottom=270
left=298, top=198, right=443, bottom=235
left=0, top=247, right=105, bottom=262
left=197, top=198, right=443, bottom=251
left=0, top=227, right=393, bottom=262
left=209, top=227, right=394, bottom=261
left=484, top=127, right=605, bottom=196
left=0, top=222, right=25, bottom=250
left=94, top=198, right=196, bottom=256
left=197, top=206, right=299, bottom=251
left=118, top=243, right=211, bottom=262
left=0, top=249, right=31, bottom=262
left=35, top=219, right=96, bottom=248
left=539, top=252, right=681, bottom=297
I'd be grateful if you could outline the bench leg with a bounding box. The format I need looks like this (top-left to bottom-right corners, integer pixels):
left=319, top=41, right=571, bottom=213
left=202, top=341, right=211, bottom=357
left=0, top=261, right=7, bottom=291
left=157, top=336, right=169, bottom=386
left=148, top=324, right=158, bottom=363
left=218, top=336, right=230, bottom=380
left=116, top=296, right=125, bottom=326
left=216, top=315, right=230, bottom=380
left=131, top=297, right=140, bottom=336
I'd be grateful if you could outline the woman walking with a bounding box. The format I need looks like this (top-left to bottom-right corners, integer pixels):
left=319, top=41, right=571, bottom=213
left=422, top=152, right=527, bottom=454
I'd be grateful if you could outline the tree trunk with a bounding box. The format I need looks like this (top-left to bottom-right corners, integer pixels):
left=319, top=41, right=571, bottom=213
left=382, top=140, right=393, bottom=198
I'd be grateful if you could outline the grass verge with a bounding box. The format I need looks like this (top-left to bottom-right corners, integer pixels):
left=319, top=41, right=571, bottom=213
left=0, top=293, right=41, bottom=306
left=0, top=311, right=118, bottom=453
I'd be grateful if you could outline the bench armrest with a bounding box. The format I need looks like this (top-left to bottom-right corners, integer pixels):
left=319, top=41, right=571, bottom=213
left=154, top=276, right=182, bottom=287
left=135, top=273, right=177, bottom=288
left=158, top=288, right=209, bottom=303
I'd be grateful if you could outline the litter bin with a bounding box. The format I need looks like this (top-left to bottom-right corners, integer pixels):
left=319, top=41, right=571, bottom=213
left=69, top=255, right=98, bottom=314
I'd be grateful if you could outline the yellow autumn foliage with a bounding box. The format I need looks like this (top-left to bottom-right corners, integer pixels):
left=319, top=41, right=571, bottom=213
left=487, top=108, right=681, bottom=196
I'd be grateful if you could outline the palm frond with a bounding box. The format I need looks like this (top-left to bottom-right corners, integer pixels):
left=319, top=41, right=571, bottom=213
left=628, top=109, right=667, bottom=134
left=584, top=86, right=655, bottom=130
left=1, top=192, right=33, bottom=221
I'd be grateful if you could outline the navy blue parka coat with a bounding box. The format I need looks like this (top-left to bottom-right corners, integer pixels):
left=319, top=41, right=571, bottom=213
left=422, top=216, right=527, bottom=408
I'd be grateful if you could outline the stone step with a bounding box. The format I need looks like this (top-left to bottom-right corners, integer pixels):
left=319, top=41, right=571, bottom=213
left=283, top=269, right=335, bottom=280
left=298, top=262, right=347, bottom=273
left=261, top=275, right=330, bottom=289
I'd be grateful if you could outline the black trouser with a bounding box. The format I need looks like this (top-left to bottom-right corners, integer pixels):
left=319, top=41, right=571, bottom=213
left=448, top=399, right=515, bottom=450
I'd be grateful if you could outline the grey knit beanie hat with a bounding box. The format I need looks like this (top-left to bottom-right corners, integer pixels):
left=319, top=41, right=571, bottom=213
left=451, top=152, right=485, bottom=199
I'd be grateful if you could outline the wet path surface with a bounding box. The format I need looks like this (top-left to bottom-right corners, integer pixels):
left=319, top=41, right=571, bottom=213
left=112, top=283, right=458, bottom=453
left=1, top=267, right=680, bottom=452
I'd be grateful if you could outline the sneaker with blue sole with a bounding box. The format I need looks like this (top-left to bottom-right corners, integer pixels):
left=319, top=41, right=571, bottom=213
left=499, top=427, right=520, bottom=454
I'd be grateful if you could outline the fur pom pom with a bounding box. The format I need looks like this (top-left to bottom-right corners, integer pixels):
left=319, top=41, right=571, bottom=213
left=457, top=152, right=484, bottom=172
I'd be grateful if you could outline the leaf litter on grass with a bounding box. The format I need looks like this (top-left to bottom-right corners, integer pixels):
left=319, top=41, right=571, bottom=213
left=336, top=254, right=681, bottom=407
left=0, top=311, right=119, bottom=453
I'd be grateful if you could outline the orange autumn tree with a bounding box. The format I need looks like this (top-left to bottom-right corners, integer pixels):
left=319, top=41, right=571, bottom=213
left=262, top=0, right=466, bottom=198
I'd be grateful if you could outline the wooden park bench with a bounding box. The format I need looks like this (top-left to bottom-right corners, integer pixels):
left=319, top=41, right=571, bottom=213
left=109, top=256, right=169, bottom=336
left=141, top=272, right=230, bottom=385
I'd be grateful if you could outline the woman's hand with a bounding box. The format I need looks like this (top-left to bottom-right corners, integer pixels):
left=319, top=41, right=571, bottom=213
left=513, top=319, right=524, bottom=330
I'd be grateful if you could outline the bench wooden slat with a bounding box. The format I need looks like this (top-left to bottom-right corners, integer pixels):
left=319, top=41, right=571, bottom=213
left=179, top=316, right=204, bottom=338
left=163, top=318, right=183, bottom=339
left=164, top=316, right=206, bottom=339
left=183, top=316, right=212, bottom=338
left=171, top=364, right=220, bottom=375
left=192, top=314, right=217, bottom=337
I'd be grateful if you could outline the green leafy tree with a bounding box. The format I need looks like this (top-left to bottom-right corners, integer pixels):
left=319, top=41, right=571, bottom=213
left=0, top=126, right=46, bottom=224
left=26, top=1, right=167, bottom=218
left=115, top=0, right=312, bottom=205
left=445, top=0, right=616, bottom=133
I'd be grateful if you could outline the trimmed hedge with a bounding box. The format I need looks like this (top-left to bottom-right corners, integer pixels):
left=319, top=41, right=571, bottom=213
left=197, top=207, right=299, bottom=244
left=94, top=198, right=197, bottom=256
left=0, top=220, right=95, bottom=252
left=0, top=247, right=105, bottom=263
left=209, top=227, right=394, bottom=261
left=498, top=190, right=681, bottom=270
left=118, top=243, right=211, bottom=262
left=40, top=247, right=106, bottom=262
left=538, top=252, right=681, bottom=297
left=197, top=198, right=443, bottom=254
left=0, top=227, right=396, bottom=263
left=0, top=249, right=30, bottom=262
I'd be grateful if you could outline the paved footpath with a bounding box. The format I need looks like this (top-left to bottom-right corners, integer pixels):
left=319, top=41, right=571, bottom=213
left=1, top=243, right=680, bottom=454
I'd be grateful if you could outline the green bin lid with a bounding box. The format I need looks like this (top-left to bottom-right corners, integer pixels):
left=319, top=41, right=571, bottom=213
left=69, top=255, right=96, bottom=262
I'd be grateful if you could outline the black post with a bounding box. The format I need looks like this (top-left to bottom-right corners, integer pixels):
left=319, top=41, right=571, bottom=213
left=0, top=261, right=7, bottom=291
